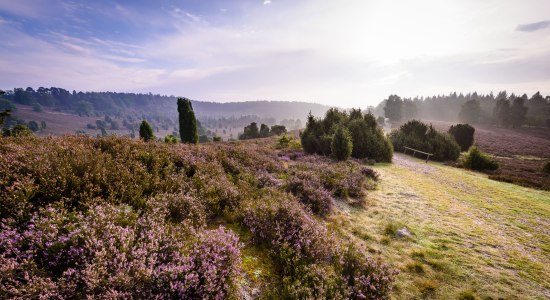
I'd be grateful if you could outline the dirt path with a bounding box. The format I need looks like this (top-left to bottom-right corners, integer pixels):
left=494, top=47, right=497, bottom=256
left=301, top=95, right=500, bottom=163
left=338, top=153, right=550, bottom=299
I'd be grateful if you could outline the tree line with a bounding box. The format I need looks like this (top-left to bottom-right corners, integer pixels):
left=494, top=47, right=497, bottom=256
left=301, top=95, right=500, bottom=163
left=380, top=91, right=550, bottom=128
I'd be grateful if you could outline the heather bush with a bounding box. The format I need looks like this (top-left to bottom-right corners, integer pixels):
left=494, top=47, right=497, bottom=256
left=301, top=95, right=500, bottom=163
left=0, top=204, right=242, bottom=299
left=390, top=120, right=460, bottom=161
left=285, top=171, right=334, bottom=216
left=461, top=146, right=499, bottom=171
left=448, top=124, right=475, bottom=152
left=543, top=161, right=550, bottom=174
left=0, top=135, right=395, bottom=298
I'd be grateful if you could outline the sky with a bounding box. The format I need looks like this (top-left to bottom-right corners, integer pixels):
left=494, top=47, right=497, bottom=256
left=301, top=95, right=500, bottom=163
left=0, top=0, right=549, bottom=107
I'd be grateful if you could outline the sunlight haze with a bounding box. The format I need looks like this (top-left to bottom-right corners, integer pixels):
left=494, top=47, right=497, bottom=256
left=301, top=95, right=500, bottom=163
left=1, top=0, right=549, bottom=106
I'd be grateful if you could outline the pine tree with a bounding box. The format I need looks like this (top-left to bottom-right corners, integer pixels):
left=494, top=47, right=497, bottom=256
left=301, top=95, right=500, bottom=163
left=139, top=120, right=154, bottom=142
left=178, top=97, right=198, bottom=144
left=509, top=97, right=528, bottom=128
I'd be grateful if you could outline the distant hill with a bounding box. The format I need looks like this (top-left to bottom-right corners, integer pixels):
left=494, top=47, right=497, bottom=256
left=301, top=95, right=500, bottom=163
left=0, top=87, right=332, bottom=121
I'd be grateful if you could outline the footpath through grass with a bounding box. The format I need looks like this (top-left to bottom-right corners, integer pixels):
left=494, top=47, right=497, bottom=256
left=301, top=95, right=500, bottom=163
left=333, top=153, right=550, bottom=299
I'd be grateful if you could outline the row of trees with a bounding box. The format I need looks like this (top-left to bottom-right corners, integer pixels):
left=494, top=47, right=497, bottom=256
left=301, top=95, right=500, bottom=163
left=238, top=123, right=287, bottom=140
left=380, top=91, right=550, bottom=128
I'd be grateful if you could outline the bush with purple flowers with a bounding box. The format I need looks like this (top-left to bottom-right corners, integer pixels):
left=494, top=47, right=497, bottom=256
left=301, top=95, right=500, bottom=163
left=0, top=135, right=395, bottom=298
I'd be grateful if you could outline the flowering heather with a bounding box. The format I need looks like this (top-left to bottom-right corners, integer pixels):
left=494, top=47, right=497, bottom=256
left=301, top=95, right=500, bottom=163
left=0, top=135, right=395, bottom=298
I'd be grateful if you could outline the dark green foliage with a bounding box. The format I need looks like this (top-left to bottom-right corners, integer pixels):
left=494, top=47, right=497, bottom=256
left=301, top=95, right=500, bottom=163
left=270, top=125, right=287, bottom=135
left=139, top=120, right=154, bottom=142
left=0, top=110, right=11, bottom=128
left=0, top=99, right=16, bottom=112
left=259, top=123, right=270, bottom=137
left=3, top=124, right=33, bottom=137
left=458, top=99, right=480, bottom=124
left=213, top=136, right=222, bottom=142
left=384, top=95, right=403, bottom=123
left=76, top=100, right=94, bottom=116
left=448, top=124, right=475, bottom=151
left=301, top=110, right=392, bottom=162
left=462, top=146, right=499, bottom=171
left=177, top=97, right=198, bottom=144
left=27, top=121, right=40, bottom=132
left=348, top=116, right=393, bottom=162
left=100, top=127, right=108, bottom=137
left=40, top=121, right=47, bottom=131
left=239, top=122, right=260, bottom=140
left=390, top=120, right=460, bottom=161
left=542, top=161, right=550, bottom=174
left=331, top=126, right=352, bottom=161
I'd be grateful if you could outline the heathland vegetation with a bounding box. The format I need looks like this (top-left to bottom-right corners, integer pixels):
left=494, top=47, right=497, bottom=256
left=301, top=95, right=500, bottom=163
left=1, top=89, right=550, bottom=298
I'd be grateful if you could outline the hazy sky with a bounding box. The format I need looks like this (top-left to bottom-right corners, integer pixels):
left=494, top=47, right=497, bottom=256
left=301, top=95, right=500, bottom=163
left=0, top=0, right=549, bottom=107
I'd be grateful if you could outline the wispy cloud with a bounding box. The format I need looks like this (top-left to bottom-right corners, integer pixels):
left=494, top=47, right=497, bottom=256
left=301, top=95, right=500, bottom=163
left=263, top=0, right=272, bottom=6
left=516, top=20, right=550, bottom=32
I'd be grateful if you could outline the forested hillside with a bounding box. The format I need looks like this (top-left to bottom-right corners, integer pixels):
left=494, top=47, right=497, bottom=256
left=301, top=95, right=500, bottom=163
left=0, top=87, right=331, bottom=120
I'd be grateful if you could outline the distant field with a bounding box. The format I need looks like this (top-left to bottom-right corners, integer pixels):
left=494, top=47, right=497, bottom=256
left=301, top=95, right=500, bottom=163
left=335, top=153, right=550, bottom=299
left=427, top=120, right=550, bottom=190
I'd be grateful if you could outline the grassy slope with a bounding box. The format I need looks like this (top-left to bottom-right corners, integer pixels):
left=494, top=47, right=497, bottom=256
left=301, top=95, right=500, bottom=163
left=335, top=153, right=550, bottom=299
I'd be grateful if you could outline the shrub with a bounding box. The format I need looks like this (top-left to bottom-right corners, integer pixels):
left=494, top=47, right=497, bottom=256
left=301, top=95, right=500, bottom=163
left=301, top=110, right=392, bottom=162
left=213, top=136, right=222, bottom=142
left=164, top=135, right=178, bottom=144
left=542, top=161, right=550, bottom=174
left=448, top=124, right=475, bottom=151
left=139, top=120, right=154, bottom=142
left=285, top=172, right=334, bottom=216
left=390, top=120, right=460, bottom=161
left=462, top=146, right=499, bottom=171
left=331, top=126, right=352, bottom=161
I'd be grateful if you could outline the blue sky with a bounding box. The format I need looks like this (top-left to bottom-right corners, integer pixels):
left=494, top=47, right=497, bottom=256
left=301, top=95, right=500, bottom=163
left=1, top=0, right=549, bottom=107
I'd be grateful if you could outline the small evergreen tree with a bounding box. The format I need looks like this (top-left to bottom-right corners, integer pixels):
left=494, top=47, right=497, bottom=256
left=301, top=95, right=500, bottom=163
left=27, top=121, right=39, bottom=132
left=270, top=125, right=287, bottom=136
left=448, top=124, right=475, bottom=151
left=259, top=123, right=270, bottom=137
left=139, top=120, right=154, bottom=142
left=331, top=126, right=352, bottom=161
left=177, top=97, right=198, bottom=144
left=384, top=95, right=403, bottom=123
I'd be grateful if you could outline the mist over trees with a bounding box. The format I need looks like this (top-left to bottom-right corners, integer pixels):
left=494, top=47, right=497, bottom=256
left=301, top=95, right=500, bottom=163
left=378, top=91, right=550, bottom=128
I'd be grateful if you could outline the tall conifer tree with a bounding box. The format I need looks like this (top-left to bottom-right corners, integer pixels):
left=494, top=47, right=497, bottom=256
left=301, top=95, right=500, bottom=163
left=178, top=97, right=198, bottom=144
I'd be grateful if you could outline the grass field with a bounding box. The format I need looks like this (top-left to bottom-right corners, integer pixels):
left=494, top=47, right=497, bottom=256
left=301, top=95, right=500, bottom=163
left=333, top=153, right=550, bottom=299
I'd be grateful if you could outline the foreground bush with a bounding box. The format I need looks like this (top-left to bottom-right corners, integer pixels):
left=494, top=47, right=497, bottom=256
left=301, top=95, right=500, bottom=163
left=0, top=204, right=241, bottom=299
left=243, top=197, right=397, bottom=299
left=543, top=162, right=550, bottom=174
left=390, top=120, right=460, bottom=161
left=448, top=123, right=475, bottom=152
left=0, top=135, right=395, bottom=298
left=461, top=146, right=499, bottom=171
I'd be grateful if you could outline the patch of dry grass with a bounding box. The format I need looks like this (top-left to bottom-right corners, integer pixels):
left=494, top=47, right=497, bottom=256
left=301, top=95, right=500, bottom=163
left=333, top=153, right=550, bottom=299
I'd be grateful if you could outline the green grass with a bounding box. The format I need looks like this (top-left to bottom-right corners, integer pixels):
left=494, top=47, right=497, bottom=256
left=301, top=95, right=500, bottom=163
left=332, top=153, right=550, bottom=299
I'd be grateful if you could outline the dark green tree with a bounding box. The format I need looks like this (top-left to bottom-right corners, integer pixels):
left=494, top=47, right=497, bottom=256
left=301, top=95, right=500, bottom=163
left=177, top=97, right=198, bottom=144
left=384, top=95, right=403, bottom=123
left=27, top=121, right=39, bottom=132
left=331, top=126, right=352, bottom=161
left=270, top=125, right=287, bottom=136
left=139, top=120, right=154, bottom=142
left=448, top=124, right=475, bottom=151
left=458, top=99, right=480, bottom=124
left=509, top=97, right=528, bottom=128
left=259, top=123, right=270, bottom=137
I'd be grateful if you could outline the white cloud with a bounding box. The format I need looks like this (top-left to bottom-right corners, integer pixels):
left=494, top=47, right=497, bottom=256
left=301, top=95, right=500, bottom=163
left=263, top=0, right=271, bottom=6
left=1, top=0, right=550, bottom=106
